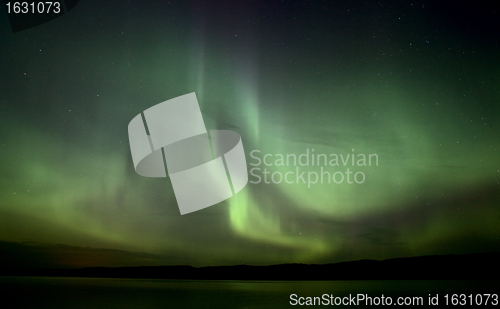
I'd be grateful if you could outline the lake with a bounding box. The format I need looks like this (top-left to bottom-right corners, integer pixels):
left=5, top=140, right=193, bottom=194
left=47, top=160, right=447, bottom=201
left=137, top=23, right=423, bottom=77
left=1, top=277, right=498, bottom=308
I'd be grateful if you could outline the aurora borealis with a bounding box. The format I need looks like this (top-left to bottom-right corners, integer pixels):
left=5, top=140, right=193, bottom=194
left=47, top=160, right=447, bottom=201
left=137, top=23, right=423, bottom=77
left=0, top=0, right=499, bottom=269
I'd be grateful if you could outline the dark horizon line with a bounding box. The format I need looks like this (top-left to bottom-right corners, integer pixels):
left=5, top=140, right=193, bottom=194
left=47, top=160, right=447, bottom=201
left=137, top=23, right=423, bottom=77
left=2, top=251, right=499, bottom=281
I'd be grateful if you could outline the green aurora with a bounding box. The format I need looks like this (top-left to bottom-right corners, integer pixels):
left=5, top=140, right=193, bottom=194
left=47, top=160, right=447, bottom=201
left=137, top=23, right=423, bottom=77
left=0, top=0, right=499, bottom=268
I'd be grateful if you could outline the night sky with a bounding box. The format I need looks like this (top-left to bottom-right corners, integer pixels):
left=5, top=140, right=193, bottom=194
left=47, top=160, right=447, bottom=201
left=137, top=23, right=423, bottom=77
left=0, top=0, right=499, bottom=269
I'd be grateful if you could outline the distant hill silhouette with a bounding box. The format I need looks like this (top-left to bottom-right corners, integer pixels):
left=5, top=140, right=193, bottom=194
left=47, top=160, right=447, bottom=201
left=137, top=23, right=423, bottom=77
left=2, top=252, right=499, bottom=280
